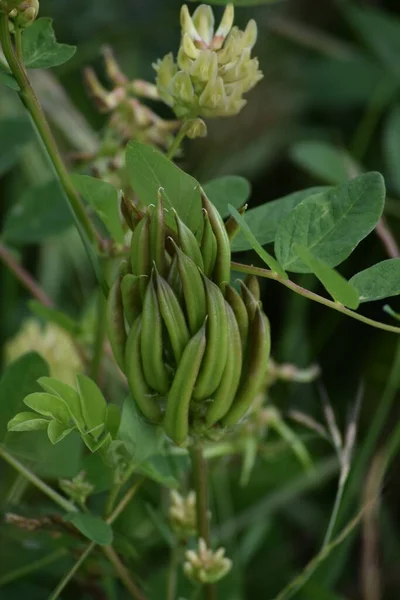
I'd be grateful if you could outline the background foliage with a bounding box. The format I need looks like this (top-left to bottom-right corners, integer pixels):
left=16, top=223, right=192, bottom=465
left=1, top=0, right=400, bottom=599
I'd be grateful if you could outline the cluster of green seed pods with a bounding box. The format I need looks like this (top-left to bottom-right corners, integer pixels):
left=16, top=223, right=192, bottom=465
left=107, top=191, right=270, bottom=445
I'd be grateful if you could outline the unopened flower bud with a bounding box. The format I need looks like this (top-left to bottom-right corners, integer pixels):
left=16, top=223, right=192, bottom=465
left=182, top=118, right=207, bottom=139
left=7, top=0, right=39, bottom=28
left=169, top=490, right=197, bottom=537
left=184, top=538, right=232, bottom=584
left=59, top=472, right=94, bottom=508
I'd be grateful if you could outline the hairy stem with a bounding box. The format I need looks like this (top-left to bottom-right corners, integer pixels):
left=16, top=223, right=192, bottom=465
left=190, top=442, right=217, bottom=600
left=231, top=262, right=400, bottom=335
left=0, top=242, right=54, bottom=307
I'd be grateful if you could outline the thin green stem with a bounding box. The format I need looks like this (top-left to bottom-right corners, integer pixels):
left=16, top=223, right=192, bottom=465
left=166, top=124, right=187, bottom=160
left=104, top=482, right=122, bottom=518
left=231, top=262, right=400, bottom=335
left=102, top=546, right=146, bottom=600
left=166, top=544, right=179, bottom=600
left=48, top=542, right=96, bottom=600
left=14, top=25, right=22, bottom=61
left=321, top=474, right=347, bottom=549
left=0, top=548, right=67, bottom=588
left=90, top=288, right=108, bottom=382
left=0, top=14, right=107, bottom=295
left=190, top=442, right=216, bottom=600
left=0, top=445, right=76, bottom=513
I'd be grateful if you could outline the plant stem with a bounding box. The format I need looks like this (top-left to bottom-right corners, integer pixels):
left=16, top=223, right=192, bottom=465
left=49, top=479, right=145, bottom=600
left=0, top=15, right=96, bottom=245
left=102, top=546, right=146, bottom=600
left=190, top=442, right=216, bottom=600
left=166, top=544, right=179, bottom=600
left=90, top=288, right=108, bottom=382
left=166, top=124, right=187, bottom=160
left=0, top=242, right=54, bottom=307
left=48, top=542, right=96, bottom=600
left=0, top=445, right=76, bottom=513
left=13, top=25, right=22, bottom=61
left=231, top=261, right=400, bottom=335
left=0, top=548, right=67, bottom=588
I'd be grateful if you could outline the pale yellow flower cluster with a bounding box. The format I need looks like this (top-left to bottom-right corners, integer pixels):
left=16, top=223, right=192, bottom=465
left=154, top=4, right=263, bottom=119
left=5, top=319, right=82, bottom=388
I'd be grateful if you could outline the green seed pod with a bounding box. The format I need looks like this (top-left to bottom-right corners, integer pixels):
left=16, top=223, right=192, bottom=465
left=107, top=197, right=271, bottom=444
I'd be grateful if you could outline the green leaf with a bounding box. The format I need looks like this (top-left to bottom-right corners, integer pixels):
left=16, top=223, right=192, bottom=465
left=72, top=175, right=125, bottom=245
left=231, top=187, right=328, bottom=252
left=383, top=104, right=400, bottom=195
left=290, top=141, right=361, bottom=184
left=0, top=117, right=34, bottom=176
left=105, top=404, right=121, bottom=439
left=36, top=430, right=83, bottom=479
left=0, top=353, right=49, bottom=442
left=28, top=300, right=82, bottom=335
left=295, top=245, right=360, bottom=309
left=65, top=513, right=113, bottom=546
left=0, top=63, right=19, bottom=90
left=118, top=395, right=163, bottom=465
left=349, top=259, right=400, bottom=302
left=22, top=18, right=76, bottom=69
left=228, top=204, right=288, bottom=278
left=7, top=412, right=49, bottom=432
left=275, top=172, right=385, bottom=273
left=2, top=179, right=73, bottom=244
left=23, top=392, right=72, bottom=424
left=38, top=377, right=85, bottom=431
left=76, top=374, right=107, bottom=433
left=47, top=420, right=74, bottom=444
left=138, top=456, right=179, bottom=489
left=126, top=141, right=202, bottom=231
left=203, top=176, right=251, bottom=218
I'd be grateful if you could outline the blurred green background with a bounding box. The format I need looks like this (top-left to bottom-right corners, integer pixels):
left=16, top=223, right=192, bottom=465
left=1, top=0, right=400, bottom=598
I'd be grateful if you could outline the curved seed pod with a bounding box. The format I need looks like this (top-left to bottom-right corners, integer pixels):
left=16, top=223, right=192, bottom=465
left=174, top=209, right=204, bottom=271
left=193, top=276, right=229, bottom=400
left=125, top=317, right=163, bottom=423
left=225, top=204, right=246, bottom=242
left=141, top=275, right=170, bottom=394
left=121, top=273, right=143, bottom=326
left=205, top=301, right=242, bottom=426
left=164, top=322, right=207, bottom=446
left=244, top=274, right=260, bottom=302
left=150, top=193, right=167, bottom=276
left=225, top=284, right=249, bottom=349
left=167, top=251, right=182, bottom=298
left=155, top=270, right=190, bottom=364
left=201, top=189, right=231, bottom=286
left=106, top=260, right=129, bottom=370
left=221, top=307, right=271, bottom=428
left=130, top=214, right=151, bottom=296
left=174, top=242, right=207, bottom=335
left=239, top=280, right=259, bottom=321
left=200, top=208, right=218, bottom=277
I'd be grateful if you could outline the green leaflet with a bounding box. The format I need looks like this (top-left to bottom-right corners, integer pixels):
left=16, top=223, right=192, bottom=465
left=295, top=246, right=360, bottom=310
left=275, top=173, right=385, bottom=273
left=228, top=204, right=288, bottom=278
left=22, top=18, right=76, bottom=69
left=350, top=258, right=400, bottom=302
